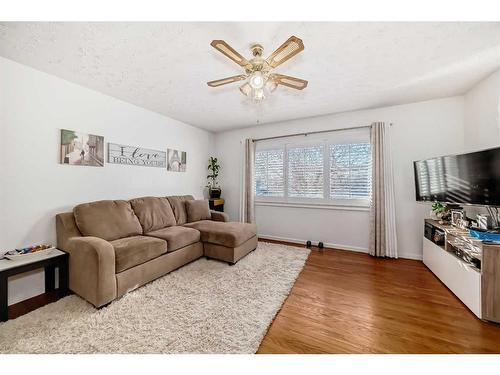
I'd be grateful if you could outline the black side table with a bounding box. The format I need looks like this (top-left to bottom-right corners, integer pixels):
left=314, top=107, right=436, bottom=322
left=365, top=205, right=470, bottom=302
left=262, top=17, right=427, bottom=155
left=0, top=249, right=69, bottom=322
left=209, top=198, right=225, bottom=212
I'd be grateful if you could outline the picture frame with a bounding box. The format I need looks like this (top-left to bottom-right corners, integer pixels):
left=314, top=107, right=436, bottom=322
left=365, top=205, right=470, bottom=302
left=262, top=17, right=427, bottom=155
left=108, top=143, right=166, bottom=168
left=60, top=129, right=104, bottom=167
left=450, top=209, right=464, bottom=227
left=167, top=148, right=187, bottom=172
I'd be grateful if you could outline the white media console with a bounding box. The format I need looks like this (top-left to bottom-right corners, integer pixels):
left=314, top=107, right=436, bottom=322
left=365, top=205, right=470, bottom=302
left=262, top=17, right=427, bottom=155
left=422, top=219, right=500, bottom=323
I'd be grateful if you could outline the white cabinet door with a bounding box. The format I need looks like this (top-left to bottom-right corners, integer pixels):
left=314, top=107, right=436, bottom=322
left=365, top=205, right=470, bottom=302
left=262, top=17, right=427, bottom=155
left=423, top=237, right=481, bottom=318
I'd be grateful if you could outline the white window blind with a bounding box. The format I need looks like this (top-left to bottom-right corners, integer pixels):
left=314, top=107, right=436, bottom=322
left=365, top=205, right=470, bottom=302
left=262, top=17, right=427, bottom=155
left=330, top=143, right=371, bottom=200
left=255, top=149, right=284, bottom=197
left=254, top=128, right=372, bottom=206
left=287, top=145, right=324, bottom=198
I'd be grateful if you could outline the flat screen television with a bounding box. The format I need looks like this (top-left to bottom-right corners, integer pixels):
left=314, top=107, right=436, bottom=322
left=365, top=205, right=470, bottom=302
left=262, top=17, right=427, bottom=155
left=414, top=147, right=500, bottom=206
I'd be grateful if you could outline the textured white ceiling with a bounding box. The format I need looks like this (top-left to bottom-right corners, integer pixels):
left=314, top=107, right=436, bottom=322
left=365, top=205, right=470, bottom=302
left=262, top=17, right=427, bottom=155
left=1, top=22, right=500, bottom=132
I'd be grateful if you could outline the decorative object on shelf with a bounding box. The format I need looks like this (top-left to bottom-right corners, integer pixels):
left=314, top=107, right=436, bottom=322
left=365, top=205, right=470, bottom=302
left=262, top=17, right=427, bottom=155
left=207, top=36, right=307, bottom=102
left=450, top=209, right=464, bottom=227
left=431, top=201, right=450, bottom=224
left=486, top=206, right=500, bottom=228
left=459, top=218, right=471, bottom=230
left=4, top=244, right=54, bottom=260
left=167, top=148, right=187, bottom=172
left=207, top=156, right=221, bottom=198
left=108, top=143, right=166, bottom=168
left=60, top=129, right=104, bottom=167
left=477, top=214, right=493, bottom=230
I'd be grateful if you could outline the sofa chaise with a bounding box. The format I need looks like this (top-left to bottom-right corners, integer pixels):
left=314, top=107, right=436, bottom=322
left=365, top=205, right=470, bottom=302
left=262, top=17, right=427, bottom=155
left=56, top=195, right=257, bottom=307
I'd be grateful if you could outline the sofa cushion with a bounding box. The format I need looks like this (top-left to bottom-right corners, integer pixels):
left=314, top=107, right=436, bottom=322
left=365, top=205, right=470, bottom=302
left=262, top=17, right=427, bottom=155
left=167, top=195, right=194, bottom=225
left=130, top=196, right=176, bottom=233
left=146, top=226, right=201, bottom=252
left=74, top=200, right=143, bottom=241
left=111, top=235, right=168, bottom=273
left=186, top=199, right=211, bottom=223
left=184, top=221, right=257, bottom=248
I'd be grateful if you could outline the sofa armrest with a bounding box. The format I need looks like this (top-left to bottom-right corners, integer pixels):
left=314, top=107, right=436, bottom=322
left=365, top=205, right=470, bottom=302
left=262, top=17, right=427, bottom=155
left=210, top=210, right=229, bottom=222
left=66, top=236, right=117, bottom=307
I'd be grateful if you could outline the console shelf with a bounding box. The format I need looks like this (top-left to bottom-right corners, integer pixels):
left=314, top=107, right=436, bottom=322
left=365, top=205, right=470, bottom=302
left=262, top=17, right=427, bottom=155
left=423, top=219, right=500, bottom=323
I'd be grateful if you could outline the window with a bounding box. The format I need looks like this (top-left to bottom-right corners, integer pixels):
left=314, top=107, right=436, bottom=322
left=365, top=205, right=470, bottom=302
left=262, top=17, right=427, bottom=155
left=288, top=145, right=324, bottom=198
left=330, top=143, right=371, bottom=200
left=255, top=129, right=372, bottom=206
left=255, top=149, right=284, bottom=197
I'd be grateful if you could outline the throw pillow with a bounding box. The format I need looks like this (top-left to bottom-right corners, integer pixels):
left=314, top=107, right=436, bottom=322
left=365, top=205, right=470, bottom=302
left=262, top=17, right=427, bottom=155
left=186, top=199, right=211, bottom=223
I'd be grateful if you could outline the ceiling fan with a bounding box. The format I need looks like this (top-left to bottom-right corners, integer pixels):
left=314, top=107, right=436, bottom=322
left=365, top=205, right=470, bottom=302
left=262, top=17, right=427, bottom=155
left=207, top=36, right=308, bottom=102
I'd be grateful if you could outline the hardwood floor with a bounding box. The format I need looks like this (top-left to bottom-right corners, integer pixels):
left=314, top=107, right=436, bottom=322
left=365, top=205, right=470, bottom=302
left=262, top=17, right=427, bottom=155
left=7, top=239, right=500, bottom=353
left=257, top=239, right=500, bottom=354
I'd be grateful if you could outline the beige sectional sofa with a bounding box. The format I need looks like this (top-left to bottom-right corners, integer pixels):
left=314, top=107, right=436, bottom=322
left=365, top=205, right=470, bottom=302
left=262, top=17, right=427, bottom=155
left=56, top=195, right=257, bottom=307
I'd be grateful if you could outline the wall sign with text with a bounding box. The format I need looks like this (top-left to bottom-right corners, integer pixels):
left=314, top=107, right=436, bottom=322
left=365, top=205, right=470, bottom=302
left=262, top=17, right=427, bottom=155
left=108, top=143, right=166, bottom=168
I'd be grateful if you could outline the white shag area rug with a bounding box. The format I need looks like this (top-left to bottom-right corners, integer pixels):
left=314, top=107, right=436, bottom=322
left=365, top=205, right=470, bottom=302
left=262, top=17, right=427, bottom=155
left=0, top=242, right=309, bottom=354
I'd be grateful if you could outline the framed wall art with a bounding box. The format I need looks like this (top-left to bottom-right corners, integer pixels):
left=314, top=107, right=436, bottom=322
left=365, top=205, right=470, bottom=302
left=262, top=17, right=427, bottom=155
left=60, top=129, right=104, bottom=167
left=108, top=143, right=166, bottom=168
left=167, top=148, right=187, bottom=172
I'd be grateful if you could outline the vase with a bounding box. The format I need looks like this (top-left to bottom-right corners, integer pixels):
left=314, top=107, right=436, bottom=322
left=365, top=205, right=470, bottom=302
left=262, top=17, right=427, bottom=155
left=209, top=187, right=222, bottom=199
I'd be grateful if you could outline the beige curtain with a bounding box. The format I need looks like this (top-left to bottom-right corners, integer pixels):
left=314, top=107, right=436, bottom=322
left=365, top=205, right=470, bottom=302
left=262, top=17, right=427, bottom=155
left=369, top=122, right=398, bottom=258
left=239, top=139, right=256, bottom=223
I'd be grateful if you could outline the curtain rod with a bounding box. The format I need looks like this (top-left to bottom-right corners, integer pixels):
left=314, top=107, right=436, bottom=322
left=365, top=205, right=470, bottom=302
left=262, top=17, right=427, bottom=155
left=252, top=124, right=374, bottom=143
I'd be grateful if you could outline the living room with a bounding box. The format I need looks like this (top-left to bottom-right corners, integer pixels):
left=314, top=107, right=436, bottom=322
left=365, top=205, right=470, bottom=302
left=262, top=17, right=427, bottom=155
left=1, top=0, right=500, bottom=373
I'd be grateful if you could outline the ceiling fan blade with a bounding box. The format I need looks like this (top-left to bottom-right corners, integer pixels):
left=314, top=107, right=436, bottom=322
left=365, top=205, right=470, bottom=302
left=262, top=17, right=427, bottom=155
left=207, top=75, right=247, bottom=87
left=271, top=74, right=308, bottom=90
left=266, top=36, right=305, bottom=68
left=210, top=40, right=251, bottom=68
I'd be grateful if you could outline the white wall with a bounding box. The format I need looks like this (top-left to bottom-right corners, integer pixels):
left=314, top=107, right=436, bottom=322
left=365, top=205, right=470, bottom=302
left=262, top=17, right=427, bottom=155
left=214, top=97, right=465, bottom=260
left=0, top=57, right=213, bottom=305
left=464, top=69, right=500, bottom=151
left=461, top=69, right=500, bottom=219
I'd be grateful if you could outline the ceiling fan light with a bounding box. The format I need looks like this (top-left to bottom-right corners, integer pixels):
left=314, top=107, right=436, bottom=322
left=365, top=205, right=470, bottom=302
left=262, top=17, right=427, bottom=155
left=252, top=88, right=265, bottom=102
left=207, top=37, right=307, bottom=103
left=239, top=83, right=252, bottom=96
left=265, top=79, right=277, bottom=93
left=249, top=71, right=265, bottom=89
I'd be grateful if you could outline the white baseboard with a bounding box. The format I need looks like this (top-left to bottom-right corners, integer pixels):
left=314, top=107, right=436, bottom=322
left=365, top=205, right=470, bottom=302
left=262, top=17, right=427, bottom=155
left=258, top=234, right=368, bottom=254
left=258, top=234, right=423, bottom=260
left=398, top=253, right=423, bottom=261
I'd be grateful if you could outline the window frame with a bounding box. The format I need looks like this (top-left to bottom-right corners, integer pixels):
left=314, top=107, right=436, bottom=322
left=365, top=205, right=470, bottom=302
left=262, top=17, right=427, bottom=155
left=254, top=130, right=372, bottom=208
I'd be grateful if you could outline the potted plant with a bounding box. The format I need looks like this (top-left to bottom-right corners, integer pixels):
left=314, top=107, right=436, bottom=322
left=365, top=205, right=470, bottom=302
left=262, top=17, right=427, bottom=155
left=431, top=201, right=450, bottom=224
left=207, top=156, right=221, bottom=199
